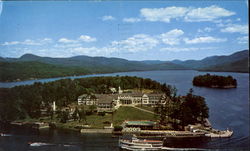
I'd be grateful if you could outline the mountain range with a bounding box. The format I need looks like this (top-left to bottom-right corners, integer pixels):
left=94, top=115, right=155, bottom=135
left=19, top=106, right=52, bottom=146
left=0, top=50, right=248, bottom=82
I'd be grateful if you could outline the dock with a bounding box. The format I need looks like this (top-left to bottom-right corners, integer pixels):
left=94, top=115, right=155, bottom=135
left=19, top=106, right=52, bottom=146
left=80, top=129, right=113, bottom=133
left=205, top=130, right=233, bottom=138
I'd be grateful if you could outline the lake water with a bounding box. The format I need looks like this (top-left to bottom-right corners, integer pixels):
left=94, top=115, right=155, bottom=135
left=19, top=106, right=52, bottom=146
left=0, top=70, right=249, bottom=150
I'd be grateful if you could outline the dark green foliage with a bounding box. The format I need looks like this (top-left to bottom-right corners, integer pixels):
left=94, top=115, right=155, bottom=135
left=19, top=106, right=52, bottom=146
left=88, top=105, right=97, bottom=114
left=57, top=110, right=69, bottom=123
left=0, top=76, right=170, bottom=121
left=114, top=125, right=123, bottom=131
left=199, top=58, right=249, bottom=73
left=98, top=112, right=105, bottom=116
left=0, top=53, right=188, bottom=82
left=155, top=89, right=209, bottom=130
left=0, top=61, right=89, bottom=82
left=172, top=50, right=248, bottom=73
left=193, top=74, right=237, bottom=88
left=72, top=107, right=80, bottom=121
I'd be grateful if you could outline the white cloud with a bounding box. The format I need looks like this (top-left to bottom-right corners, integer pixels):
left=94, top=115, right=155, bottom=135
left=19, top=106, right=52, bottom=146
left=102, top=15, right=115, bottom=21
left=2, top=38, right=52, bottom=46
left=137, top=5, right=235, bottom=23
left=198, top=27, right=213, bottom=33
left=184, top=5, right=235, bottom=22
left=22, top=39, right=41, bottom=45
left=140, top=6, right=189, bottom=23
left=110, top=34, right=159, bottom=52
left=184, top=36, right=227, bottom=44
left=158, top=29, right=184, bottom=45
left=41, top=38, right=53, bottom=43
left=221, top=24, right=248, bottom=34
left=123, top=17, right=141, bottom=23
left=2, top=41, right=20, bottom=46
left=237, top=36, right=248, bottom=44
left=58, top=38, right=77, bottom=43
left=54, top=43, right=82, bottom=48
left=160, top=47, right=215, bottom=52
left=204, top=27, right=212, bottom=32
left=79, top=35, right=97, bottom=42
left=58, top=35, right=97, bottom=44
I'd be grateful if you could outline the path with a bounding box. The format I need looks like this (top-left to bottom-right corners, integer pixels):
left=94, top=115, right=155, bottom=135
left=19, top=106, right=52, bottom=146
left=131, top=106, right=157, bottom=115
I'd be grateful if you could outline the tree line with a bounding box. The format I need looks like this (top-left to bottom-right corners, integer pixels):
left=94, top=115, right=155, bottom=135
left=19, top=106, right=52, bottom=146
left=0, top=76, right=170, bottom=121
left=155, top=88, right=209, bottom=130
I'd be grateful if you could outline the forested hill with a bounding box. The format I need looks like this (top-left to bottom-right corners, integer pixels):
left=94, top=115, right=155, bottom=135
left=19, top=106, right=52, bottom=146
left=0, top=50, right=248, bottom=82
left=171, top=50, right=249, bottom=72
left=0, top=54, right=186, bottom=82
left=199, top=57, right=248, bottom=73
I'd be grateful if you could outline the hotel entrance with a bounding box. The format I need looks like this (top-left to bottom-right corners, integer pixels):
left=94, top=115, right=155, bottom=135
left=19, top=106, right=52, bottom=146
left=121, top=99, right=132, bottom=105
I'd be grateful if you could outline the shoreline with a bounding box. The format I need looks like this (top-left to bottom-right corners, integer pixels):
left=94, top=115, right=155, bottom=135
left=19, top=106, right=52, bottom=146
left=1, top=119, right=233, bottom=138
left=194, top=85, right=237, bottom=89
left=1, top=68, right=248, bottom=84
left=0, top=69, right=190, bottom=83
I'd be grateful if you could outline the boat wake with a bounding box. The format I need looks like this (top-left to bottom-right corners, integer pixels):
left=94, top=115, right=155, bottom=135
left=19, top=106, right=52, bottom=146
left=0, top=133, right=12, bottom=137
left=28, top=142, right=76, bottom=147
left=29, top=142, right=53, bottom=147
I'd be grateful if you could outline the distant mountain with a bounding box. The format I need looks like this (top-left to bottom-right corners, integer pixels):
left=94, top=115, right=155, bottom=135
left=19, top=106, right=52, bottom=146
left=0, top=50, right=248, bottom=82
left=171, top=50, right=249, bottom=72
left=15, top=54, right=186, bottom=71
left=0, top=54, right=187, bottom=82
left=200, top=58, right=249, bottom=73
left=140, top=60, right=166, bottom=65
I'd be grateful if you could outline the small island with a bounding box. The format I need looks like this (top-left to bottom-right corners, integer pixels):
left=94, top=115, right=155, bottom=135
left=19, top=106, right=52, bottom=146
left=193, top=73, right=237, bottom=88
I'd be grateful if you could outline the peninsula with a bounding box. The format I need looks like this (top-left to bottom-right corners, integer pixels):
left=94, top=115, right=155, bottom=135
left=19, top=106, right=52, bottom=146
left=0, top=76, right=232, bottom=138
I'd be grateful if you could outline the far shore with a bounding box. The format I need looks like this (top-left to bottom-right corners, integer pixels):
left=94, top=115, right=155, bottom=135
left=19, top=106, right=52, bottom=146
left=0, top=69, right=248, bottom=88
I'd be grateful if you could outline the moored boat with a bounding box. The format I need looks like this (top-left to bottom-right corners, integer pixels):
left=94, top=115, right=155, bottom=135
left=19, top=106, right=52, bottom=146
left=119, top=135, right=163, bottom=150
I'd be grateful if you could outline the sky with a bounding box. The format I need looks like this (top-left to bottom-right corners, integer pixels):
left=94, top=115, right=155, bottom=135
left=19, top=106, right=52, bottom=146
left=0, top=0, right=248, bottom=61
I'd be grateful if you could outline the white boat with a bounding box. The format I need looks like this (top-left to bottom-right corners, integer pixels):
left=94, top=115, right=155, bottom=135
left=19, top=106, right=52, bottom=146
left=28, top=142, right=51, bottom=147
left=119, top=135, right=164, bottom=150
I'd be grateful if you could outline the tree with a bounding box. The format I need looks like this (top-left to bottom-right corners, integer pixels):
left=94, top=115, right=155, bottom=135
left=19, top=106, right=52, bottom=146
left=72, top=107, right=80, bottom=121
left=79, top=106, right=87, bottom=123
left=181, top=89, right=209, bottom=125
left=58, top=110, right=69, bottom=123
left=89, top=105, right=97, bottom=114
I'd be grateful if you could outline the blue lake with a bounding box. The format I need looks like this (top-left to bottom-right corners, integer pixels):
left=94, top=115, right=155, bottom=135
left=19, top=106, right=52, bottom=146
left=0, top=70, right=249, bottom=150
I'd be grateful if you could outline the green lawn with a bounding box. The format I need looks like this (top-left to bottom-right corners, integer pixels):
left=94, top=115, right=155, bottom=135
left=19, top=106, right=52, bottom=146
left=136, top=105, right=156, bottom=112
left=113, top=106, right=158, bottom=126
left=14, top=106, right=159, bottom=130
left=56, top=106, right=158, bottom=129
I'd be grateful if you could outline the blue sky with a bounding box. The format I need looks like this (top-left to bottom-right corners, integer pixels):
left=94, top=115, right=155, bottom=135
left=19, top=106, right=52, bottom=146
left=0, top=0, right=248, bottom=61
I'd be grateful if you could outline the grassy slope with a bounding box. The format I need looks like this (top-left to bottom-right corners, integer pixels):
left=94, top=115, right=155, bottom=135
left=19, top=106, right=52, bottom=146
left=15, top=106, right=157, bottom=129
left=113, top=106, right=157, bottom=126
left=85, top=106, right=157, bottom=128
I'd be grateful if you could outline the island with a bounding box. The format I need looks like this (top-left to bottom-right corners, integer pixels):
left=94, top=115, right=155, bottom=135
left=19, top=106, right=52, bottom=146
left=0, top=76, right=232, bottom=138
left=193, top=74, right=237, bottom=88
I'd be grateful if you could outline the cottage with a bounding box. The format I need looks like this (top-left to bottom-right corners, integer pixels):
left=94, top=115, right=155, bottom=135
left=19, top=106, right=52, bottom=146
left=78, top=94, right=97, bottom=105
left=96, top=94, right=119, bottom=112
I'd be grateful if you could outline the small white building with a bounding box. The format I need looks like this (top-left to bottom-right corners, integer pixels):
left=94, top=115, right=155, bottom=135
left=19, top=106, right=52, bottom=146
left=78, top=94, right=97, bottom=105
